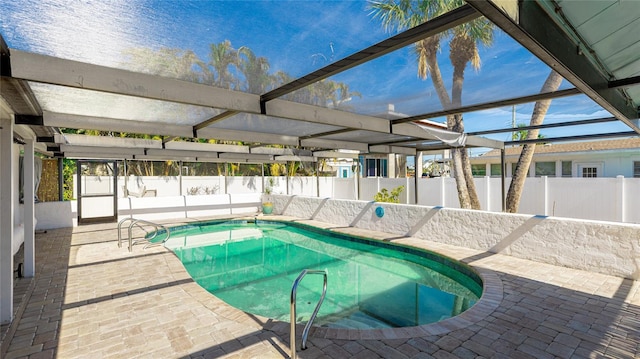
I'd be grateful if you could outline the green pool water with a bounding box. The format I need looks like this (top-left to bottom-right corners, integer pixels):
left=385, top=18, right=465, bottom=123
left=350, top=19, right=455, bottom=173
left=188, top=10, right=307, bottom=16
left=163, top=220, right=482, bottom=329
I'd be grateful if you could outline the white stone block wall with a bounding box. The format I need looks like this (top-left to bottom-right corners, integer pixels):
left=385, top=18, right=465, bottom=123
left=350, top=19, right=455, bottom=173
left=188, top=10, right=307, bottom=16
left=272, top=194, right=640, bottom=280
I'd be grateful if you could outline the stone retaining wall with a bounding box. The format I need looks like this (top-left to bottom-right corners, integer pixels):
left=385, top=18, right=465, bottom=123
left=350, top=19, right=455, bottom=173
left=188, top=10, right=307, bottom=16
left=271, top=194, right=640, bottom=280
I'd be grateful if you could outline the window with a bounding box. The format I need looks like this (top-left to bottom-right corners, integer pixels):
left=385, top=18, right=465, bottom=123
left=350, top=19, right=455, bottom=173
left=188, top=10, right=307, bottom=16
left=364, top=158, right=387, bottom=177
left=581, top=167, right=598, bottom=178
left=562, top=161, right=572, bottom=177
left=471, top=164, right=486, bottom=177
left=490, top=163, right=502, bottom=177
left=535, top=161, right=556, bottom=177
left=634, top=161, right=640, bottom=178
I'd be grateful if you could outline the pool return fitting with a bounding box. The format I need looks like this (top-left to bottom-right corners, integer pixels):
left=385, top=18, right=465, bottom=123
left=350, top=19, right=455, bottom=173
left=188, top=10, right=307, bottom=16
left=290, top=269, right=327, bottom=359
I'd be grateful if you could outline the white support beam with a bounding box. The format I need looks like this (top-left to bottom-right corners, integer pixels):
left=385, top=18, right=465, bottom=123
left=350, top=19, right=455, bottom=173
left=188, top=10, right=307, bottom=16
left=274, top=155, right=317, bottom=162
left=12, top=51, right=399, bottom=135
left=0, top=117, right=14, bottom=324
left=312, top=150, right=360, bottom=159
left=46, top=112, right=193, bottom=139
left=60, top=145, right=147, bottom=156
left=134, top=154, right=197, bottom=162
left=368, top=145, right=416, bottom=155
left=250, top=147, right=295, bottom=155
left=300, top=138, right=369, bottom=152
left=24, top=139, right=35, bottom=277
left=58, top=133, right=163, bottom=149
left=64, top=153, right=134, bottom=160
left=145, top=149, right=219, bottom=159
left=197, top=127, right=299, bottom=146
left=266, top=99, right=391, bottom=133
left=165, top=141, right=248, bottom=154
left=11, top=50, right=261, bottom=113
left=218, top=153, right=274, bottom=161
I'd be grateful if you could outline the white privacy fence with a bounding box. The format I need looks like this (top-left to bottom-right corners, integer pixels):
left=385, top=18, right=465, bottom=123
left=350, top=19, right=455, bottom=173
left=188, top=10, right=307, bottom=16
left=76, top=175, right=640, bottom=224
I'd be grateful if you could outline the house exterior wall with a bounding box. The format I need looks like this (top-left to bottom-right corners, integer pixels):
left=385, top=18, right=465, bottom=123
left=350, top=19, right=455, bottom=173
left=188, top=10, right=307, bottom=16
left=471, top=147, right=640, bottom=178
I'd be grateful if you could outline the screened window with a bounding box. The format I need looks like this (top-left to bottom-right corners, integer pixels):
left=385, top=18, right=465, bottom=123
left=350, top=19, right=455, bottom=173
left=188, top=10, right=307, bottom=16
left=365, top=158, right=387, bottom=177
left=490, top=163, right=502, bottom=177
left=535, top=162, right=556, bottom=177
left=581, top=167, right=598, bottom=178
left=634, top=161, right=640, bottom=178
left=471, top=164, right=486, bottom=177
left=561, top=161, right=572, bottom=177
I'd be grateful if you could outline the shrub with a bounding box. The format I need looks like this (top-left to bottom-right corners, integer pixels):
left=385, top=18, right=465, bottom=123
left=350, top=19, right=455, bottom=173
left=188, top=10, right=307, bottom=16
left=374, top=185, right=404, bottom=203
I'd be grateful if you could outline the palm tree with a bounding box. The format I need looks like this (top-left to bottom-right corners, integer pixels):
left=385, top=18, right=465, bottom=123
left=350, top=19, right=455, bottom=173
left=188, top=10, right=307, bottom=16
left=506, top=70, right=563, bottom=213
left=369, top=0, right=494, bottom=209
left=236, top=46, right=272, bottom=94
left=448, top=18, right=494, bottom=209
left=206, top=40, right=237, bottom=89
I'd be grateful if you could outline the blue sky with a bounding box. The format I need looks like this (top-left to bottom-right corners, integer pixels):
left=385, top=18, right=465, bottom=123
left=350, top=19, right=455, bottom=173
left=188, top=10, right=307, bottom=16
left=1, top=0, right=630, bottom=147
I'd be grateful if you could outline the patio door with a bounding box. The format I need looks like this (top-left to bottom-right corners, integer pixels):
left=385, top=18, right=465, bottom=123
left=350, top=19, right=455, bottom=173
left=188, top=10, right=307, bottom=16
left=77, top=160, right=118, bottom=224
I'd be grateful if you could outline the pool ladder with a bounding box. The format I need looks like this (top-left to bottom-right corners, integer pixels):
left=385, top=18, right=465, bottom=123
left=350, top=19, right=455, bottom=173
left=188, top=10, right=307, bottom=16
left=290, top=269, right=327, bottom=359
left=117, top=218, right=171, bottom=252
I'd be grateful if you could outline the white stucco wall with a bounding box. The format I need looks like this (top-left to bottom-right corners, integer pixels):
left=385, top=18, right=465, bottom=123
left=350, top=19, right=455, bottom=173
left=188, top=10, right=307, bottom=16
left=271, top=194, right=640, bottom=280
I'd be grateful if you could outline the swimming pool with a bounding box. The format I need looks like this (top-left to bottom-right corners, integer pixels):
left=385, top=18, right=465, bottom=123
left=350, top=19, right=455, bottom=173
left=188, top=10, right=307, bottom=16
left=163, top=220, right=482, bottom=329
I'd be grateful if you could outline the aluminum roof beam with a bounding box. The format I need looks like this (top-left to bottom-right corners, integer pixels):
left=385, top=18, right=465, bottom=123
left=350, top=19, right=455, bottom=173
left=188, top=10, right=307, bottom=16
left=44, top=112, right=194, bottom=138
left=8, top=50, right=391, bottom=134
left=467, top=0, right=640, bottom=133
left=467, top=117, right=619, bottom=136
left=259, top=4, right=480, bottom=106
left=505, top=131, right=638, bottom=146
left=7, top=47, right=508, bottom=154
left=391, top=88, right=580, bottom=125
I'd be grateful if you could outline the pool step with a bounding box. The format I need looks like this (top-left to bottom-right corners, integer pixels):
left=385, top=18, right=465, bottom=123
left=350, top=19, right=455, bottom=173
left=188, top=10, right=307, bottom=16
left=322, top=311, right=394, bottom=329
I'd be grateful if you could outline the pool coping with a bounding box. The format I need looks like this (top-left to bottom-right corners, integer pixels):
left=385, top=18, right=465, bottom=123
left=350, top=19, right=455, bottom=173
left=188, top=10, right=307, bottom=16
left=172, top=216, right=504, bottom=341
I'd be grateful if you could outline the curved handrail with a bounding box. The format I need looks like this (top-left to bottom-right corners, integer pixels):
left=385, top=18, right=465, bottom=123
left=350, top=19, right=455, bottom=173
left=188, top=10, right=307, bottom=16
left=117, top=218, right=137, bottom=248
left=120, top=218, right=171, bottom=252
left=290, top=269, right=327, bottom=359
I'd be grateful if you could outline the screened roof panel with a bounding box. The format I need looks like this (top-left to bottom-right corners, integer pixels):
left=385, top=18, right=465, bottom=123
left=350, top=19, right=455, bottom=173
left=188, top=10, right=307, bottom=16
left=0, top=1, right=391, bottom=90
left=1, top=0, right=638, bottom=160
left=462, top=94, right=634, bottom=141
left=29, top=82, right=223, bottom=126
left=208, top=113, right=344, bottom=137
left=286, top=27, right=576, bottom=119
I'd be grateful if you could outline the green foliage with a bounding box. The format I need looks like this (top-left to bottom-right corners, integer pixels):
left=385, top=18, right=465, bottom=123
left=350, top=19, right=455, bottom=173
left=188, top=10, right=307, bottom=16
left=374, top=185, right=404, bottom=203
left=62, top=159, right=76, bottom=200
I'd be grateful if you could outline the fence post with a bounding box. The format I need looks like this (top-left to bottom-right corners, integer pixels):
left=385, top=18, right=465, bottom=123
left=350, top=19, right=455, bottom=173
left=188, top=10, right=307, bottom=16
left=440, top=176, right=446, bottom=207
left=617, top=175, right=625, bottom=222
left=484, top=176, right=491, bottom=211
left=542, top=176, right=549, bottom=216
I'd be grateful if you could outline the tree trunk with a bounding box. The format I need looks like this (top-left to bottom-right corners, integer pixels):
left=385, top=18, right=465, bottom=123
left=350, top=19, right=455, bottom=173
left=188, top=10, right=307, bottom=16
left=424, top=47, right=451, bottom=108
left=450, top=56, right=481, bottom=209
left=451, top=147, right=471, bottom=208
left=423, top=38, right=479, bottom=209
left=460, top=147, right=481, bottom=209
left=506, top=70, right=563, bottom=213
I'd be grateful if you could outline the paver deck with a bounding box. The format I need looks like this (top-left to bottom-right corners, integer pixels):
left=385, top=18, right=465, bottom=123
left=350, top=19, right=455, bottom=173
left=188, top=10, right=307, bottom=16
left=1, top=216, right=639, bottom=358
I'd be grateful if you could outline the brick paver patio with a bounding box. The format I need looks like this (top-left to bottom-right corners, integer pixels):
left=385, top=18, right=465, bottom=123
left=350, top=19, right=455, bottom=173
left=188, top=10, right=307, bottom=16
left=1, top=217, right=639, bottom=358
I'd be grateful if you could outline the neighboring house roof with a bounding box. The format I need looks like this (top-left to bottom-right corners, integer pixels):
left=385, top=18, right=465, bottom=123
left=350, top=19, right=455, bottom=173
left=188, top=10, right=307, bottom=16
left=478, top=137, right=640, bottom=158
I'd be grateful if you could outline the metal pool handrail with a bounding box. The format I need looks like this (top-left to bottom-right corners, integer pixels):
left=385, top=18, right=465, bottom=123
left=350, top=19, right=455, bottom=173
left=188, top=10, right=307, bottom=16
left=290, top=269, right=327, bottom=359
left=117, top=218, right=170, bottom=252
left=117, top=218, right=137, bottom=249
